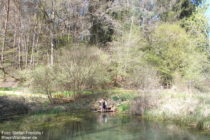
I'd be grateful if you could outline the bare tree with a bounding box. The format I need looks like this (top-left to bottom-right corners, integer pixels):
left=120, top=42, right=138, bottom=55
left=1, top=0, right=10, bottom=64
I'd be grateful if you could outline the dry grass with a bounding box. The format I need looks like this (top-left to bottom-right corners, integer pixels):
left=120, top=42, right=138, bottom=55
left=130, top=90, right=210, bottom=131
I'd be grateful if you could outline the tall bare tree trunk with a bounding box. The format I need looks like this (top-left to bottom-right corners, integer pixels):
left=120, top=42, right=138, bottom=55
left=18, top=35, right=21, bottom=69
left=13, top=30, right=16, bottom=68
left=30, top=33, right=35, bottom=67
left=34, top=32, right=39, bottom=66
left=24, top=35, right=29, bottom=67
left=47, top=52, right=50, bottom=65
left=1, top=0, right=10, bottom=64
left=50, top=1, right=55, bottom=66
left=50, top=38, right=54, bottom=66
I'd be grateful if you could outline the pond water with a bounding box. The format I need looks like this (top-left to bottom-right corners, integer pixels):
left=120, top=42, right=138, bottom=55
left=0, top=112, right=209, bottom=140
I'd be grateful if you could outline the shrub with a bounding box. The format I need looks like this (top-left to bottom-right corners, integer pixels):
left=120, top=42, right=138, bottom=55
left=130, top=94, right=161, bottom=115
left=16, top=69, right=32, bottom=86
left=144, top=23, right=208, bottom=88
left=31, top=46, right=111, bottom=101
left=31, top=66, right=57, bottom=104
left=55, top=46, right=110, bottom=95
left=126, top=65, right=160, bottom=90
left=110, top=26, right=154, bottom=89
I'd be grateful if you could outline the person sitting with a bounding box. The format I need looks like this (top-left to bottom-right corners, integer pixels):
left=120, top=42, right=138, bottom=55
left=102, top=99, right=107, bottom=111
left=99, top=98, right=107, bottom=112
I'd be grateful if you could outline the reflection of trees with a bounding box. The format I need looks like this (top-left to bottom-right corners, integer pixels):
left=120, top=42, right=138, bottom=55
left=68, top=124, right=119, bottom=140
left=51, top=113, right=125, bottom=140
left=69, top=121, right=85, bottom=137
left=1, top=113, right=208, bottom=140
left=38, top=121, right=85, bottom=140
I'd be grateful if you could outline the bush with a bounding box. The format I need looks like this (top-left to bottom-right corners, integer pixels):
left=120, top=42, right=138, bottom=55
left=144, top=23, right=208, bottom=88
left=126, top=65, right=160, bottom=90
left=55, top=46, right=110, bottom=94
left=16, top=69, right=32, bottom=86
left=130, top=94, right=161, bottom=115
left=31, top=46, right=111, bottom=101
left=31, top=66, right=57, bottom=103
left=109, top=27, right=160, bottom=90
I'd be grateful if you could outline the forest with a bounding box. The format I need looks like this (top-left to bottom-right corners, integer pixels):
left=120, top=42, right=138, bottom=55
left=0, top=0, right=209, bottom=95
left=0, top=0, right=210, bottom=138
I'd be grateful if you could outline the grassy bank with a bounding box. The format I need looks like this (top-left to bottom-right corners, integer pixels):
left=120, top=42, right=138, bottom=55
left=130, top=90, right=210, bottom=132
left=1, top=87, right=210, bottom=132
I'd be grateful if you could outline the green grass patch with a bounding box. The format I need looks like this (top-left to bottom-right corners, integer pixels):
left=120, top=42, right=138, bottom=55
left=108, top=88, right=138, bottom=101
left=107, top=88, right=137, bottom=95
left=111, top=93, right=137, bottom=101
left=52, top=90, right=95, bottom=98
left=0, top=87, right=21, bottom=91
left=117, top=102, right=130, bottom=113
left=0, top=92, right=18, bottom=96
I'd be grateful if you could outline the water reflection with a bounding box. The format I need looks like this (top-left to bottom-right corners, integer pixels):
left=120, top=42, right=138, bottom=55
left=0, top=112, right=209, bottom=140
left=41, top=113, right=209, bottom=140
left=98, top=113, right=109, bottom=124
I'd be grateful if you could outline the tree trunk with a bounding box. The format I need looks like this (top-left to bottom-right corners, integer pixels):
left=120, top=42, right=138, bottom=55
left=50, top=1, right=55, bottom=66
left=47, top=92, right=54, bottom=104
left=1, top=0, right=10, bottom=64
left=13, top=30, right=16, bottom=68
left=30, top=33, right=35, bottom=67
left=18, top=36, right=21, bottom=69
left=50, top=38, right=54, bottom=66
left=24, top=35, right=29, bottom=67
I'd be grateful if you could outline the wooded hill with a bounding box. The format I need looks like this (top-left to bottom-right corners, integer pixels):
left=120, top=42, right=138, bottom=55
left=0, top=0, right=209, bottom=97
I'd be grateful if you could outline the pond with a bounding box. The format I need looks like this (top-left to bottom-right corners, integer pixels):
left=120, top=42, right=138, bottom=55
left=0, top=112, right=209, bottom=140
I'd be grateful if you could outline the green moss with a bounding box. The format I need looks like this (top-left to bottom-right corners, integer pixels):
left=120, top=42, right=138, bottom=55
left=117, top=102, right=130, bottom=113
